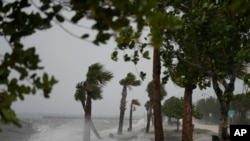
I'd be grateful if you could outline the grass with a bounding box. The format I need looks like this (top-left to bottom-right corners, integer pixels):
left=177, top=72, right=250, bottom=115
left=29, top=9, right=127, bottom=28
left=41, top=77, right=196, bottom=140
left=194, top=128, right=213, bottom=134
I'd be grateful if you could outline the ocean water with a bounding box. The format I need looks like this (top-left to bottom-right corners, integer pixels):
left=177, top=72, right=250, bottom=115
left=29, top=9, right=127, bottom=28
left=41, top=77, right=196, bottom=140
left=0, top=115, right=147, bottom=141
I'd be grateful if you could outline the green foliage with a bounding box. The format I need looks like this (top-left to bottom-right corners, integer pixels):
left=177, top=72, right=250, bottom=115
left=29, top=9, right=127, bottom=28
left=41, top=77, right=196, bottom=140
left=163, top=96, right=203, bottom=120
left=163, top=4, right=250, bottom=132
left=119, top=73, right=141, bottom=87
left=0, top=0, right=61, bottom=129
left=0, top=46, right=57, bottom=129
left=139, top=71, right=146, bottom=81
left=192, top=105, right=203, bottom=120
left=163, top=1, right=250, bottom=92
left=229, top=0, right=250, bottom=14
left=162, top=96, right=182, bottom=119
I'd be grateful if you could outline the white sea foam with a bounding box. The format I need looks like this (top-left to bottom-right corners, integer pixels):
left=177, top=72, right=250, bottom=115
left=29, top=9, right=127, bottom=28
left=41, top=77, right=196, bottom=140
left=28, top=118, right=83, bottom=141
left=28, top=117, right=151, bottom=141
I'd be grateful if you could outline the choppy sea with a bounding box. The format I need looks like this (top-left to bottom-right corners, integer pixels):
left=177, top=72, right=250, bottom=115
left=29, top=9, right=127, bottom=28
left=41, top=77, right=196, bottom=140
left=0, top=115, right=147, bottom=141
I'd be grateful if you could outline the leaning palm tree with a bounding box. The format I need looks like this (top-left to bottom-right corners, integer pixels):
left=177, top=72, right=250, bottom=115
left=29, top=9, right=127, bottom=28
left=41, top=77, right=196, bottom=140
left=74, top=63, right=113, bottom=141
left=117, top=72, right=141, bottom=135
left=145, top=80, right=167, bottom=133
left=128, top=99, right=140, bottom=132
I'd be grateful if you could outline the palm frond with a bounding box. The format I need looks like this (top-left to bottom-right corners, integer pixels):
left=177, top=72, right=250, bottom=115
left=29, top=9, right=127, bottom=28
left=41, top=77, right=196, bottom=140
left=90, top=84, right=103, bottom=100
left=97, top=71, right=113, bottom=86
left=86, top=63, right=113, bottom=86
left=80, top=63, right=113, bottom=100
left=132, top=99, right=140, bottom=106
left=146, top=80, right=167, bottom=100
left=74, top=81, right=86, bottom=101
left=144, top=100, right=151, bottom=110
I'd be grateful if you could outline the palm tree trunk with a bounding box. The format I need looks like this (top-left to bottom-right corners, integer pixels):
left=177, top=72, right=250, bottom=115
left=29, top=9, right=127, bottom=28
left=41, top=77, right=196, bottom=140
left=128, top=102, right=133, bottom=132
left=118, top=86, right=127, bottom=135
left=182, top=83, right=195, bottom=141
left=80, top=98, right=102, bottom=140
left=84, top=94, right=92, bottom=141
left=152, top=47, right=164, bottom=141
left=90, top=119, right=102, bottom=139
left=145, top=105, right=152, bottom=133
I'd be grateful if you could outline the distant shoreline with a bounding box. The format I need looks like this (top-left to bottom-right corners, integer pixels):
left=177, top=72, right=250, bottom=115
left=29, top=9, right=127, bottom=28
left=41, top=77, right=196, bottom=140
left=16, top=113, right=142, bottom=120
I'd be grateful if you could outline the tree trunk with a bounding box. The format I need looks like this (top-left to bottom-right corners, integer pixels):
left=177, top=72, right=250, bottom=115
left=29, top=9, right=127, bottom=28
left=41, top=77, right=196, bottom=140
left=128, top=102, right=133, bottom=132
left=152, top=47, right=164, bottom=141
left=168, top=116, right=172, bottom=126
left=177, top=118, right=180, bottom=132
left=212, top=75, right=232, bottom=141
left=145, top=105, right=152, bottom=133
left=218, top=101, right=230, bottom=141
left=117, top=86, right=127, bottom=135
left=182, top=83, right=195, bottom=141
left=81, top=97, right=102, bottom=140
left=90, top=119, right=102, bottom=140
left=84, top=95, right=92, bottom=141
left=240, top=110, right=247, bottom=124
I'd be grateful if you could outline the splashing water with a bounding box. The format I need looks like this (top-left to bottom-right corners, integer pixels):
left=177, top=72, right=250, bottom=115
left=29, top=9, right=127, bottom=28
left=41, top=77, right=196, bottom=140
left=26, top=117, right=149, bottom=141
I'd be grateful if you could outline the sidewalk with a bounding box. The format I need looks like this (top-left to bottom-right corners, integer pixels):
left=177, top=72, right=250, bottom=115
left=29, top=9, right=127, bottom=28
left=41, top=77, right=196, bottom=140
left=110, top=120, right=219, bottom=141
left=162, top=120, right=219, bottom=141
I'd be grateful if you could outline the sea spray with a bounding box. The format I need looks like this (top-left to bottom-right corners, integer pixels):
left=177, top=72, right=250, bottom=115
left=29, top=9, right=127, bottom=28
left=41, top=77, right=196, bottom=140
left=28, top=118, right=83, bottom=141
left=25, top=117, right=152, bottom=141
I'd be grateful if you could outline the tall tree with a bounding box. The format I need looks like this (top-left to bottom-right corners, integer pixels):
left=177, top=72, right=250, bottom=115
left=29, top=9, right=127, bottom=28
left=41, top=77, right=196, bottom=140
left=117, top=73, right=140, bottom=135
left=145, top=80, right=167, bottom=133
left=168, top=64, right=203, bottom=141
left=128, top=99, right=140, bottom=132
left=162, top=30, right=208, bottom=141
left=74, top=63, right=113, bottom=141
left=165, top=1, right=250, bottom=141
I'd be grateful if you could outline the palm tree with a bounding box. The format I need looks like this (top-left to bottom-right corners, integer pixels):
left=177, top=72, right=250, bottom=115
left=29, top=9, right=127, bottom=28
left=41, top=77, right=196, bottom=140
left=128, top=99, right=140, bottom=132
left=117, top=72, right=141, bottom=135
left=152, top=34, right=168, bottom=140
left=74, top=63, right=113, bottom=141
left=145, top=80, right=167, bottom=133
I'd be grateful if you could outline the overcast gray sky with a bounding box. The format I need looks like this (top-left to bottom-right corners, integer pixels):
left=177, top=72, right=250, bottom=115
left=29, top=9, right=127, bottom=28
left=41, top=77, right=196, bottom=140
left=1, top=18, right=246, bottom=118
left=0, top=21, right=180, bottom=117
